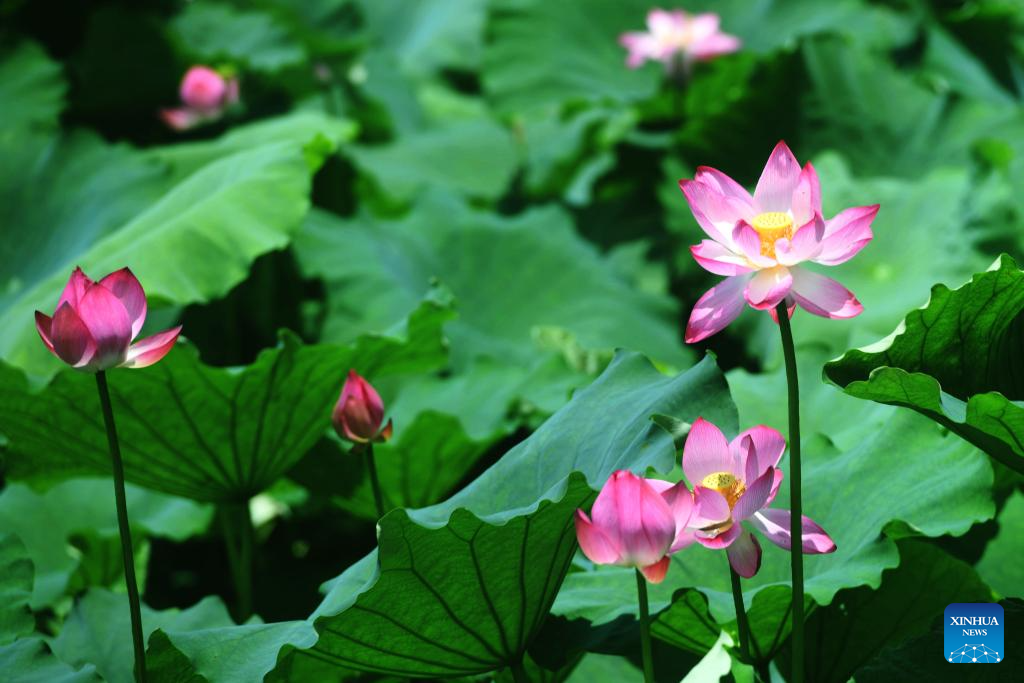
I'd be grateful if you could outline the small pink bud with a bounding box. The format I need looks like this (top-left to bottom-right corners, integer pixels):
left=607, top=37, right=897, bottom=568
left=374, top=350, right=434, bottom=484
left=332, top=370, right=393, bottom=444
left=35, top=267, right=181, bottom=372
left=180, top=66, right=229, bottom=111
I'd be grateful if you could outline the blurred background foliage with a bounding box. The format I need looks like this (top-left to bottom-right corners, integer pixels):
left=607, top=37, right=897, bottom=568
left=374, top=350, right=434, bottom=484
left=1, top=0, right=1023, bottom=681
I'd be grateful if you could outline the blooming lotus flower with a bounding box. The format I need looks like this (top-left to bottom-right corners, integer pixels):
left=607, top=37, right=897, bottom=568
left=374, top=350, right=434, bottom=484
left=575, top=470, right=694, bottom=583
left=681, top=141, right=880, bottom=342
left=620, top=9, right=740, bottom=70
left=684, top=418, right=835, bottom=578
left=332, top=370, right=393, bottom=444
left=161, top=65, right=239, bottom=131
left=35, top=268, right=182, bottom=372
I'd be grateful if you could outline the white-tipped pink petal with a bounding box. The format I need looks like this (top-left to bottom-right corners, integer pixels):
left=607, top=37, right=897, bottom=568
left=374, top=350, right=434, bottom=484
left=732, top=468, right=775, bottom=521
left=789, top=267, right=863, bottom=319
left=50, top=303, right=97, bottom=369
left=693, top=167, right=755, bottom=214
left=744, top=265, right=793, bottom=310
left=691, top=33, right=742, bottom=60
left=683, top=418, right=734, bottom=485
left=76, top=284, right=133, bottom=368
left=731, top=223, right=777, bottom=268
left=56, top=267, right=93, bottom=311
left=34, top=312, right=56, bottom=355
left=685, top=274, right=750, bottom=343
left=690, top=486, right=732, bottom=529
left=815, top=205, right=879, bottom=266
left=753, top=141, right=802, bottom=212
left=750, top=509, right=837, bottom=554
left=679, top=179, right=747, bottom=246
left=691, top=240, right=754, bottom=276
left=726, top=529, right=762, bottom=578
left=639, top=556, right=672, bottom=584
left=695, top=517, right=741, bottom=549
left=790, top=163, right=822, bottom=226
left=620, top=33, right=659, bottom=68
left=775, top=215, right=824, bottom=267
left=732, top=425, right=787, bottom=482
left=99, top=268, right=147, bottom=338
left=160, top=107, right=204, bottom=132
left=123, top=326, right=182, bottom=369
left=575, top=510, right=622, bottom=565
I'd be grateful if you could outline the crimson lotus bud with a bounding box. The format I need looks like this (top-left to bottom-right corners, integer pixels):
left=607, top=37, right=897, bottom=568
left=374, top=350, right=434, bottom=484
left=161, top=65, right=240, bottom=131
left=332, top=370, right=393, bottom=444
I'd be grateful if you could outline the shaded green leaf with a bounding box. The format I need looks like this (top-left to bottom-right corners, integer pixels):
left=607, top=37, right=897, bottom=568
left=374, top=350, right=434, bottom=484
left=0, top=41, right=66, bottom=134
left=975, top=489, right=1024, bottom=598
left=170, top=3, right=306, bottom=72
left=0, top=533, right=34, bottom=644
left=0, top=638, right=99, bottom=683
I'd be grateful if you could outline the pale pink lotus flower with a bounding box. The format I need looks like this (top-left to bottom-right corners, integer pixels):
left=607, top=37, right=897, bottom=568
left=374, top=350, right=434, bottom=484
left=160, top=65, right=239, bottom=131
left=620, top=9, right=740, bottom=70
left=680, top=141, right=880, bottom=342
left=35, top=268, right=182, bottom=372
left=683, top=418, right=835, bottom=578
left=333, top=370, right=393, bottom=444
left=575, top=470, right=694, bottom=583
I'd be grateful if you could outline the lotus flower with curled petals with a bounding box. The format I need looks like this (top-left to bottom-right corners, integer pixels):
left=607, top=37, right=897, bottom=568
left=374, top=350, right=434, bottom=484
left=332, top=370, right=393, bottom=445
left=35, top=268, right=182, bottom=372
left=683, top=418, right=836, bottom=578
left=575, top=470, right=694, bottom=583
left=680, top=141, right=879, bottom=343
left=620, top=9, right=740, bottom=71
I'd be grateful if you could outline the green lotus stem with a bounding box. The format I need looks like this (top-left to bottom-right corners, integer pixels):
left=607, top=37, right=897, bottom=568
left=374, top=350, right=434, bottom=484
left=775, top=301, right=804, bottom=683
left=729, top=563, right=752, bottom=663
left=95, top=371, right=148, bottom=683
left=635, top=569, right=655, bottom=683
left=222, top=501, right=254, bottom=620
left=509, top=658, right=530, bottom=683
left=366, top=443, right=386, bottom=519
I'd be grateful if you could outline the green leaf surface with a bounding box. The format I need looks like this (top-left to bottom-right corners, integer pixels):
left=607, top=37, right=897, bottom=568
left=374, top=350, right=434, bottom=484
left=0, top=638, right=99, bottom=683
left=824, top=254, right=1024, bottom=473
left=170, top=2, right=307, bottom=72
left=0, top=299, right=451, bottom=502
left=0, top=480, right=210, bottom=608
left=0, top=533, right=34, bottom=645
left=975, top=489, right=1024, bottom=598
left=0, top=41, right=66, bottom=133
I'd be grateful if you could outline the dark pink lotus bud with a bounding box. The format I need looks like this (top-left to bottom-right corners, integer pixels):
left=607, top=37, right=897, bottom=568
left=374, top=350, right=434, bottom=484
left=35, top=267, right=182, bottom=372
left=161, top=65, right=239, bottom=131
left=332, top=370, right=393, bottom=444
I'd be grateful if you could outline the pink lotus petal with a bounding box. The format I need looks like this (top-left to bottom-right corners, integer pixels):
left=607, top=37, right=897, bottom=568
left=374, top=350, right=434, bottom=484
left=731, top=425, right=786, bottom=482
left=751, top=509, right=837, bottom=554
left=689, top=13, right=721, bottom=39
left=590, top=471, right=675, bottom=567
left=790, top=163, right=822, bottom=226
left=34, top=311, right=55, bottom=355
left=160, top=107, right=204, bottom=132
left=765, top=469, right=784, bottom=506
left=691, top=240, right=754, bottom=276
left=695, top=517, right=741, bottom=549
left=683, top=418, right=734, bottom=485
left=753, top=141, right=802, bottom=213
left=76, top=283, right=132, bottom=369
left=768, top=297, right=796, bottom=323
left=731, top=223, right=776, bottom=268
left=694, top=167, right=755, bottom=213
left=575, top=509, right=622, bottom=565
left=333, top=370, right=388, bottom=443
left=816, top=205, right=879, bottom=266
left=123, top=326, right=182, bottom=369
left=685, top=274, right=750, bottom=343
left=50, top=303, right=97, bottom=369
left=620, top=32, right=659, bottom=68
left=790, top=267, right=863, bottom=319
left=732, top=467, right=775, bottom=521
left=690, top=486, right=732, bottom=529
left=775, top=215, right=824, bottom=267
left=744, top=265, right=793, bottom=310
left=100, top=268, right=147, bottom=339
left=647, top=9, right=682, bottom=36
left=639, top=556, right=671, bottom=584
left=679, top=179, right=748, bottom=246
left=180, top=66, right=228, bottom=112
left=726, top=528, right=762, bottom=578
left=691, top=33, right=742, bottom=60
left=56, top=267, right=93, bottom=311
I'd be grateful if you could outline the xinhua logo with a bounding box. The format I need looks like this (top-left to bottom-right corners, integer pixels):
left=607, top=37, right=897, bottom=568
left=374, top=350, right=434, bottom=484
left=944, top=603, right=1004, bottom=664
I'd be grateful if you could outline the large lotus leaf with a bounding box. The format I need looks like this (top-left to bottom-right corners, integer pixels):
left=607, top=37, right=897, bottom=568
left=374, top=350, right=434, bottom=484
left=295, top=193, right=690, bottom=370
left=169, top=2, right=306, bottom=72
left=0, top=533, right=33, bottom=645
left=0, top=299, right=451, bottom=502
left=0, top=638, right=99, bottom=683
left=854, top=598, right=1023, bottom=681
left=824, top=254, right=1024, bottom=474
left=976, top=490, right=1024, bottom=598
left=552, top=412, right=993, bottom=644
left=0, top=120, right=348, bottom=377
left=772, top=539, right=993, bottom=682
left=271, top=353, right=735, bottom=677
left=0, top=480, right=211, bottom=609
left=0, top=41, right=66, bottom=134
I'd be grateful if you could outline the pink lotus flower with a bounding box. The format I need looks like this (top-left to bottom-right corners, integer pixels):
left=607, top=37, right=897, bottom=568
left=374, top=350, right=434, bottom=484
left=332, top=370, right=393, bottom=444
left=683, top=418, right=835, bottom=578
left=575, top=470, right=694, bottom=583
left=681, top=141, right=880, bottom=342
left=35, top=268, right=182, bottom=372
left=620, top=9, right=740, bottom=70
left=161, top=65, right=239, bottom=131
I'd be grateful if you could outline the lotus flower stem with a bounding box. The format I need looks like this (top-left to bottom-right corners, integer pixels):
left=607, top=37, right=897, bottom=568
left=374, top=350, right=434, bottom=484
left=635, top=569, right=655, bottom=683
left=729, top=563, right=752, bottom=663
left=95, top=371, right=148, bottom=683
left=509, top=658, right=530, bottom=683
left=775, top=301, right=804, bottom=683
left=365, top=444, right=386, bottom=519
left=222, top=501, right=254, bottom=620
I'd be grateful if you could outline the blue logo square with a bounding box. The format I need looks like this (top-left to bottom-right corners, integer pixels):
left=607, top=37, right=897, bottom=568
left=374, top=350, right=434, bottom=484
left=944, top=603, right=1004, bottom=663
